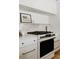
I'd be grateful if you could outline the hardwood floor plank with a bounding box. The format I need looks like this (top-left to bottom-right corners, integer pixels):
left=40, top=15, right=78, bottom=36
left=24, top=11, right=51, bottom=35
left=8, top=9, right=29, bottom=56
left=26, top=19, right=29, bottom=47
left=53, top=50, right=60, bottom=59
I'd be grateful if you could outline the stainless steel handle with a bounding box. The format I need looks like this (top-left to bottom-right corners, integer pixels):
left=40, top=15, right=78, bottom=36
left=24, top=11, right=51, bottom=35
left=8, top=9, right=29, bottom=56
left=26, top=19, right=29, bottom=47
left=22, top=49, right=36, bottom=55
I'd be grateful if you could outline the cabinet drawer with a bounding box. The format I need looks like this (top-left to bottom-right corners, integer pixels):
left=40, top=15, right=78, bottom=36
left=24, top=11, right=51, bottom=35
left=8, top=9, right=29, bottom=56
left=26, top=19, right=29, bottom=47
left=19, top=38, right=37, bottom=48
left=20, top=44, right=37, bottom=54
left=19, top=47, right=37, bottom=59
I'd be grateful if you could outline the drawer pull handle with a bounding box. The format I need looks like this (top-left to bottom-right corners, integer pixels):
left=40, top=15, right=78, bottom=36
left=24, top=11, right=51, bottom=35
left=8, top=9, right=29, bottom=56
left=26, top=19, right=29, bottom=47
left=22, top=49, right=36, bottom=55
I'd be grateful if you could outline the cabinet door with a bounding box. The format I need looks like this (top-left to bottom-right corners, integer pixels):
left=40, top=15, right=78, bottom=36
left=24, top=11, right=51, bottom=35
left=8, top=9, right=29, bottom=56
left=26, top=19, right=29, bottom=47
left=32, top=13, right=49, bottom=24
left=54, top=40, right=60, bottom=52
left=19, top=47, right=37, bottom=59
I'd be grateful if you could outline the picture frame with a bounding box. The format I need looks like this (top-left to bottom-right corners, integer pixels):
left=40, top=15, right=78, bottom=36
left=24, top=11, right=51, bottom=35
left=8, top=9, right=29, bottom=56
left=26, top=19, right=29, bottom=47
left=20, top=13, right=32, bottom=23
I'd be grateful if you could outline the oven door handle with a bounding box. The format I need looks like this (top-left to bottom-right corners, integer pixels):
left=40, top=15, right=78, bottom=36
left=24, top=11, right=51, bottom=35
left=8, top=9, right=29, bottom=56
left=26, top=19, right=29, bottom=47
left=53, top=37, right=56, bottom=39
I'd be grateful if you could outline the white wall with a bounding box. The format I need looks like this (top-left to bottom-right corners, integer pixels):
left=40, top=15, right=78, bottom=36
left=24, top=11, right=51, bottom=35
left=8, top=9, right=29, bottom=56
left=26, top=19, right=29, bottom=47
left=49, top=15, right=60, bottom=40
left=19, top=0, right=56, bottom=14
left=19, top=23, right=50, bottom=36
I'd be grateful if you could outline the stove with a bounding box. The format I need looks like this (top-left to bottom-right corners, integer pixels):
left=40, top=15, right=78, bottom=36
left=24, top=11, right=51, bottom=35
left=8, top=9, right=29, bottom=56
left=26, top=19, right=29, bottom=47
left=27, top=31, right=55, bottom=59
left=27, top=31, right=53, bottom=35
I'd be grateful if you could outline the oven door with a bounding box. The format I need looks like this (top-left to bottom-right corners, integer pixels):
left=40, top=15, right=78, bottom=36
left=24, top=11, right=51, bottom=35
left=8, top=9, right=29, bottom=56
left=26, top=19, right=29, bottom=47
left=40, top=38, right=54, bottom=58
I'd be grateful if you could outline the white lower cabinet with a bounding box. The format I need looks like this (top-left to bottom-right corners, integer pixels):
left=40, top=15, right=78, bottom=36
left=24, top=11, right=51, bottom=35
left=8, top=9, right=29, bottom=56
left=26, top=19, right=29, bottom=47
left=19, top=36, right=38, bottom=59
left=54, top=40, right=60, bottom=52
left=19, top=47, right=37, bottom=59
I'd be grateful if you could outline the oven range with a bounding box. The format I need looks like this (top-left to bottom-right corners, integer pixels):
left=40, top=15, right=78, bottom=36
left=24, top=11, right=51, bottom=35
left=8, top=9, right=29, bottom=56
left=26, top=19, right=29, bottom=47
left=27, top=31, right=56, bottom=59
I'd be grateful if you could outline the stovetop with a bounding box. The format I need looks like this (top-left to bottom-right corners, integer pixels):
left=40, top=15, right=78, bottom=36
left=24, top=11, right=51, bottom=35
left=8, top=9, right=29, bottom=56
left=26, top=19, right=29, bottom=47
left=27, top=31, right=53, bottom=35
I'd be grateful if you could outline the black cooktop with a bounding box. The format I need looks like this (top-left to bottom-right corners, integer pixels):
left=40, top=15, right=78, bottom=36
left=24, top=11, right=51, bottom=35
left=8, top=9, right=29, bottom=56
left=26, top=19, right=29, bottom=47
left=27, top=31, right=53, bottom=35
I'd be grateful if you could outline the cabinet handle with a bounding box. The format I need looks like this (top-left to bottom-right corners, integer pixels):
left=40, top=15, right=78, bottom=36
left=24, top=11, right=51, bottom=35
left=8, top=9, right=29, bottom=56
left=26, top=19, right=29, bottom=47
left=22, top=49, right=36, bottom=55
left=53, top=37, right=56, bottom=39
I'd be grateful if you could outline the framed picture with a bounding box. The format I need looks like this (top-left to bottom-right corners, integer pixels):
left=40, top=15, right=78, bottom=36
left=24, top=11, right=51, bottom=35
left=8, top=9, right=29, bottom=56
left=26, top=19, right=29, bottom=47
left=20, top=13, right=32, bottom=23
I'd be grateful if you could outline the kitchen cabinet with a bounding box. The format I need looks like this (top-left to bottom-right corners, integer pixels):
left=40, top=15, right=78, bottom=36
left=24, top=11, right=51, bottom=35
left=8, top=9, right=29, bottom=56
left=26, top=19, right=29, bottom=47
left=19, top=36, right=37, bottom=59
left=20, top=47, right=37, bottom=59
left=54, top=40, right=60, bottom=52
left=19, top=0, right=57, bottom=14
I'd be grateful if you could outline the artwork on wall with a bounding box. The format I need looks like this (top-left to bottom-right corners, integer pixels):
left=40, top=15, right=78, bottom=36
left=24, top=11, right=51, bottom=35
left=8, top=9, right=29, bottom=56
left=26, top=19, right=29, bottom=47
left=20, top=13, right=32, bottom=23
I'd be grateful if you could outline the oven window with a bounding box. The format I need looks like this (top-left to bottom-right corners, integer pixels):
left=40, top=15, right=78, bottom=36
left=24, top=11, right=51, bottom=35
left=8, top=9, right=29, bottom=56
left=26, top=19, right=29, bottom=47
left=40, top=38, right=54, bottom=57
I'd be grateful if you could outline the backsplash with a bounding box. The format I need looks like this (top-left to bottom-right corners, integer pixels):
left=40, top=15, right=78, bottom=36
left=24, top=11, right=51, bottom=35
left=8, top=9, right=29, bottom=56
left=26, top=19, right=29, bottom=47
left=19, top=23, right=51, bottom=36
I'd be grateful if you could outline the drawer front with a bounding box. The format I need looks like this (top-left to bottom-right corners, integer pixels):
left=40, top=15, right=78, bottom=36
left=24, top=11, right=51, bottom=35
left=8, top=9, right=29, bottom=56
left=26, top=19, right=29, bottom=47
left=19, top=39, right=37, bottom=48
left=19, top=47, right=37, bottom=59
left=20, top=44, right=37, bottom=54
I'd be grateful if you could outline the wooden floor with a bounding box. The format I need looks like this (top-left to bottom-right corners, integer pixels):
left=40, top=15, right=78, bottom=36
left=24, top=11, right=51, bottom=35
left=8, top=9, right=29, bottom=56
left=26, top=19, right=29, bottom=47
left=53, top=50, right=60, bottom=59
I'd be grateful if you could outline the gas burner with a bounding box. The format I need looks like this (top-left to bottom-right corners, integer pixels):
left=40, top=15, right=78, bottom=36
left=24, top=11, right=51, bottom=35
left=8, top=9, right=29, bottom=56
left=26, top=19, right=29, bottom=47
left=27, top=31, right=53, bottom=35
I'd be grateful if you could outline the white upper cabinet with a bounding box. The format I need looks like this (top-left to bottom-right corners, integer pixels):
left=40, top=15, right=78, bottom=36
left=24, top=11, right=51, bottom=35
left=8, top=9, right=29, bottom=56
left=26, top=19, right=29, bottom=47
left=19, top=0, right=57, bottom=14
